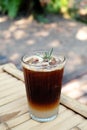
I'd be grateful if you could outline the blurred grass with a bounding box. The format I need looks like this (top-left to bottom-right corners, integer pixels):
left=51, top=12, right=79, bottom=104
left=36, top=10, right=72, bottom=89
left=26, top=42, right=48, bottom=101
left=0, top=0, right=87, bottom=24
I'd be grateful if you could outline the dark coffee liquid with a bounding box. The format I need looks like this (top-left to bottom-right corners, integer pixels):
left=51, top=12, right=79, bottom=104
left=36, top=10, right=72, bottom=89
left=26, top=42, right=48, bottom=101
left=23, top=67, right=64, bottom=111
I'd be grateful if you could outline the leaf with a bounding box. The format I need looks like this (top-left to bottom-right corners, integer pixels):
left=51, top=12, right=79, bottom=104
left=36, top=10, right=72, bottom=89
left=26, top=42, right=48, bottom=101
left=49, top=48, right=53, bottom=57
left=0, top=0, right=8, bottom=13
left=8, top=0, right=22, bottom=18
left=43, top=48, right=53, bottom=60
left=35, top=14, right=49, bottom=23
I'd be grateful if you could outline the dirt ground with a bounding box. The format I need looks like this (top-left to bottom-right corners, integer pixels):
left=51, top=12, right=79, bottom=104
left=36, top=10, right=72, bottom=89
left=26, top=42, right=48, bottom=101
left=0, top=14, right=87, bottom=104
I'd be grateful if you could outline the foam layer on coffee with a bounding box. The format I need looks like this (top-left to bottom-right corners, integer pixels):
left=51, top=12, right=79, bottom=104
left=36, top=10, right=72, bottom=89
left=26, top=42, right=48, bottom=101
left=22, top=55, right=65, bottom=72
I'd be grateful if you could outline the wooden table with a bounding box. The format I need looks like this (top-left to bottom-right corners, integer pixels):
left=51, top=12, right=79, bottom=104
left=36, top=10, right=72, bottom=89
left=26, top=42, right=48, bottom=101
left=0, top=63, right=87, bottom=130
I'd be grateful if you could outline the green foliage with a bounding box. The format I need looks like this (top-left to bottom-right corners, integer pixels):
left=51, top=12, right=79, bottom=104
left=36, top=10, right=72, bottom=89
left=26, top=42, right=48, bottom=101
left=68, top=0, right=81, bottom=18
left=0, top=0, right=87, bottom=24
left=46, top=0, right=69, bottom=13
left=0, top=0, right=8, bottom=13
left=34, top=14, right=49, bottom=23
left=8, top=0, right=22, bottom=18
left=0, top=0, right=22, bottom=18
left=68, top=0, right=87, bottom=24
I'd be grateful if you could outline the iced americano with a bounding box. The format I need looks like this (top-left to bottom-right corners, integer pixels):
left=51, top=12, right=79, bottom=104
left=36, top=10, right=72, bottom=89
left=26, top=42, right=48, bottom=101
left=22, top=49, right=65, bottom=122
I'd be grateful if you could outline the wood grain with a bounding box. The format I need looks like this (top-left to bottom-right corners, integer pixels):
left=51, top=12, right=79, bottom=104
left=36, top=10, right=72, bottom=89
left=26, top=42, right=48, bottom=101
left=60, top=94, right=87, bottom=118
left=0, top=63, right=87, bottom=130
left=2, top=64, right=87, bottom=118
left=3, top=64, right=24, bottom=81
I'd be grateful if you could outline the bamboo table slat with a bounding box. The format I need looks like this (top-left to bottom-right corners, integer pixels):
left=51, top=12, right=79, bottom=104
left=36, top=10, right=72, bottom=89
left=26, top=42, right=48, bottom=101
left=0, top=63, right=87, bottom=130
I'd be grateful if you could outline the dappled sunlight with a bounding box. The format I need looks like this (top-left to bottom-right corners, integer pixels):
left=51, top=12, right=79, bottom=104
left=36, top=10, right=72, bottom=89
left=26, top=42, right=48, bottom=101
left=34, top=31, right=49, bottom=37
left=0, top=23, right=28, bottom=41
left=0, top=16, right=8, bottom=23
left=79, top=8, right=87, bottom=15
left=0, top=15, right=87, bottom=104
left=14, top=19, right=28, bottom=25
left=13, top=30, right=27, bottom=40
left=66, top=89, right=83, bottom=99
left=9, top=53, right=20, bottom=61
left=9, top=25, right=17, bottom=32
left=14, top=17, right=32, bottom=26
left=45, top=23, right=58, bottom=29
left=62, top=72, right=87, bottom=104
left=14, top=15, right=33, bottom=26
left=78, top=95, right=87, bottom=104
left=26, top=40, right=35, bottom=45
left=67, top=52, right=83, bottom=72
left=76, top=26, right=87, bottom=41
left=44, top=23, right=59, bottom=32
left=1, top=28, right=27, bottom=40
left=68, top=22, right=77, bottom=27
left=62, top=78, right=86, bottom=99
left=49, top=40, right=60, bottom=47
left=62, top=79, right=80, bottom=93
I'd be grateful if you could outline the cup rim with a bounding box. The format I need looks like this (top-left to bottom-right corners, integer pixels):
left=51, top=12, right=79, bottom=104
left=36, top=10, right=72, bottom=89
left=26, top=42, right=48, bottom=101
left=21, top=51, right=66, bottom=69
